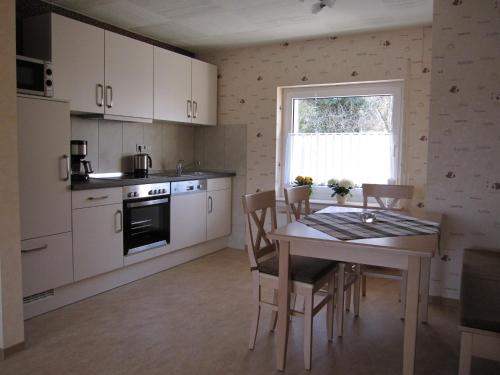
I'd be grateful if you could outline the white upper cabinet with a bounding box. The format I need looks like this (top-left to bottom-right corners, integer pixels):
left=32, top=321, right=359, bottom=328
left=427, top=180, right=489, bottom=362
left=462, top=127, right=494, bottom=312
left=17, top=96, right=72, bottom=240
left=191, top=59, right=218, bottom=126
left=24, top=14, right=217, bottom=124
left=154, top=47, right=217, bottom=126
left=105, top=31, right=153, bottom=120
left=52, top=14, right=105, bottom=114
left=24, top=13, right=105, bottom=114
left=154, top=47, right=191, bottom=123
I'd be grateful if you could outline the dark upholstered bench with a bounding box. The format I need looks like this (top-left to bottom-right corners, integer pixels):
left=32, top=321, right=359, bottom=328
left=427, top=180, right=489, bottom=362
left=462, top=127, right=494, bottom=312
left=458, top=248, right=500, bottom=375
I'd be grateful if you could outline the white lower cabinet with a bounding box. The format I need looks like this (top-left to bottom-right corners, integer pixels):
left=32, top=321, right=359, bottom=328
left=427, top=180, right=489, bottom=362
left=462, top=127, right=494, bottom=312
left=73, top=203, right=124, bottom=281
left=170, top=192, right=207, bottom=250
left=21, top=232, right=73, bottom=297
left=207, top=189, right=232, bottom=241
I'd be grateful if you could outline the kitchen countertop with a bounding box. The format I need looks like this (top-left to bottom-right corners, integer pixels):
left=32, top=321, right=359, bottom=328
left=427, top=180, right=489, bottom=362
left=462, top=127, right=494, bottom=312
left=71, top=170, right=236, bottom=191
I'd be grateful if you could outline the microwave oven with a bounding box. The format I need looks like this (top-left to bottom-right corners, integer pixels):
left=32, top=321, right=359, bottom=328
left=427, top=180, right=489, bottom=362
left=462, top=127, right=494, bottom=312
left=16, top=55, right=53, bottom=97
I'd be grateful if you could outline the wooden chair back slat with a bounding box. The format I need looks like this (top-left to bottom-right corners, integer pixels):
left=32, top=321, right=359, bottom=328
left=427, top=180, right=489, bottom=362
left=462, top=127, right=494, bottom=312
left=242, top=190, right=278, bottom=269
left=362, top=183, right=414, bottom=209
left=284, top=186, right=311, bottom=223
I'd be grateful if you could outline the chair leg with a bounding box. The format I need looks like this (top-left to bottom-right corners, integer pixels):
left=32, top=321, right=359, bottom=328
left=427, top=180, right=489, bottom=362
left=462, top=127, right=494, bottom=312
left=400, top=270, right=408, bottom=320
left=354, top=275, right=361, bottom=317
left=336, top=263, right=346, bottom=337
left=269, top=289, right=278, bottom=332
left=326, top=272, right=335, bottom=341
left=304, top=290, right=314, bottom=370
left=345, top=284, right=352, bottom=312
left=249, top=279, right=261, bottom=350
left=362, top=275, right=367, bottom=297
left=458, top=332, right=472, bottom=375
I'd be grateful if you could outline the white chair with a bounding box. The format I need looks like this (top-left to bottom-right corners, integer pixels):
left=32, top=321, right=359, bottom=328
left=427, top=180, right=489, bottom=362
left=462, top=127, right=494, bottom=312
left=242, top=190, right=338, bottom=370
left=360, top=183, right=414, bottom=317
left=284, top=186, right=360, bottom=336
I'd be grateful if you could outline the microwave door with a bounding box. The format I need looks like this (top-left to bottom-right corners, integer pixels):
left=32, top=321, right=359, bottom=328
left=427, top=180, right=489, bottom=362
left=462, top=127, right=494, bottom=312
left=17, top=59, right=45, bottom=95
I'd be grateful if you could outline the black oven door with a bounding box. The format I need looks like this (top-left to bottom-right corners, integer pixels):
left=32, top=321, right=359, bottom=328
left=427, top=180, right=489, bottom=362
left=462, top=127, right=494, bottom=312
left=123, top=196, right=170, bottom=256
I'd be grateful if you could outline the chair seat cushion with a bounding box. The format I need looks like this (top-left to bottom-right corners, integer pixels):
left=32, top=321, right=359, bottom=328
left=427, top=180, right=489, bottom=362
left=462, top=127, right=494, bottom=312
left=259, top=255, right=337, bottom=284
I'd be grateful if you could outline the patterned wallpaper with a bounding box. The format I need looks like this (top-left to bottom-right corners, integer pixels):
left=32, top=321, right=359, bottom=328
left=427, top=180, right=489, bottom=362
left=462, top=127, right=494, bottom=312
left=426, top=0, right=500, bottom=299
left=199, top=26, right=433, bottom=211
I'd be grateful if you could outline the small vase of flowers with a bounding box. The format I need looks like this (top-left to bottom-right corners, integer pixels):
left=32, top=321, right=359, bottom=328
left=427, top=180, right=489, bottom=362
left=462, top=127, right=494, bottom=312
left=294, top=175, right=313, bottom=196
left=328, top=178, right=355, bottom=204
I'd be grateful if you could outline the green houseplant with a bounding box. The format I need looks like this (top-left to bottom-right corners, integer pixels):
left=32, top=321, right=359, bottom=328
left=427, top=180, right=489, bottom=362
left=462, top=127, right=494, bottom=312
left=328, top=178, right=354, bottom=204
left=294, top=175, right=314, bottom=196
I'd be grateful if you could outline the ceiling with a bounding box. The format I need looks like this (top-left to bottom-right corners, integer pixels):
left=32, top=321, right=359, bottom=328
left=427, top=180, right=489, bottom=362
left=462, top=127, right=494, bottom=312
left=45, top=0, right=433, bottom=52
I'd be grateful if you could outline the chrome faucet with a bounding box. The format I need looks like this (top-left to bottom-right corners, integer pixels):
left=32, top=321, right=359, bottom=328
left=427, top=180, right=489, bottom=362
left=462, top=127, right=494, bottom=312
left=176, top=160, right=184, bottom=176
left=176, top=160, right=201, bottom=176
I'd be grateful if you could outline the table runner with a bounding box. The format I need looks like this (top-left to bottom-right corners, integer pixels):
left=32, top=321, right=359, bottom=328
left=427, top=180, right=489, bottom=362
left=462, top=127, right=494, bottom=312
left=298, top=210, right=440, bottom=241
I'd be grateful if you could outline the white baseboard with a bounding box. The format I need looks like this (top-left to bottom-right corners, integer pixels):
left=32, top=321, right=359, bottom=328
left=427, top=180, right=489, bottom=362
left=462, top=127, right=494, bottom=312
left=23, top=237, right=228, bottom=319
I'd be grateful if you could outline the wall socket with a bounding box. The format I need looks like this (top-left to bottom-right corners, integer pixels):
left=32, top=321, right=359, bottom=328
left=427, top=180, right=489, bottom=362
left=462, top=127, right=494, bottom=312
left=136, top=144, right=150, bottom=153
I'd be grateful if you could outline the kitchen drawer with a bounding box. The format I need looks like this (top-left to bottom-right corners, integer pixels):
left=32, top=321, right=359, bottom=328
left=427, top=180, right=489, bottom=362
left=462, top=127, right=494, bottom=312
left=21, top=232, right=73, bottom=297
left=72, top=187, right=122, bottom=209
left=207, top=177, right=231, bottom=192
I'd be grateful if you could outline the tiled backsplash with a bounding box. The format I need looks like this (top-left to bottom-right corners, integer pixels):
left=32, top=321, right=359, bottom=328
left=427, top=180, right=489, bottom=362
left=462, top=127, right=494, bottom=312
left=71, top=117, right=247, bottom=249
left=71, top=117, right=194, bottom=173
left=195, top=124, right=247, bottom=249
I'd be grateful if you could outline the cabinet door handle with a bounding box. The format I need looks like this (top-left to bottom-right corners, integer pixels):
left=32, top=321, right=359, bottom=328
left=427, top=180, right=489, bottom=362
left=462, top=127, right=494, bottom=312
left=21, top=244, right=48, bottom=253
left=61, top=154, right=70, bottom=181
left=115, top=210, right=123, bottom=233
left=87, top=195, right=109, bottom=201
left=187, top=100, right=192, bottom=118
left=96, top=84, right=104, bottom=107
left=193, top=101, right=198, bottom=119
left=106, top=85, right=113, bottom=108
left=208, top=196, right=213, bottom=213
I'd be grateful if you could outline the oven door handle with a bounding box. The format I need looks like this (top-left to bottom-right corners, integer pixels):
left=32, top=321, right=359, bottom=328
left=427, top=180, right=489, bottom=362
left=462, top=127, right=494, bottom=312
left=126, top=198, right=169, bottom=208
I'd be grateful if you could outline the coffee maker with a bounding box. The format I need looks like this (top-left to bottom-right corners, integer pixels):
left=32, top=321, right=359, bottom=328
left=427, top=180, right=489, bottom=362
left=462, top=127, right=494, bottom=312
left=71, top=140, right=93, bottom=181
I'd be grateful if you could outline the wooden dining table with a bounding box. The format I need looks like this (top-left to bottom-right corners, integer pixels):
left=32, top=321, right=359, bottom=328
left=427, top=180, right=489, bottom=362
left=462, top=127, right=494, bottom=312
left=267, top=206, right=441, bottom=374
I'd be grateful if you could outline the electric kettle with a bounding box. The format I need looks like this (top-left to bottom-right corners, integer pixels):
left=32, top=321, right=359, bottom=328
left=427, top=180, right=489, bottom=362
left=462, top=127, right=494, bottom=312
left=133, top=146, right=152, bottom=177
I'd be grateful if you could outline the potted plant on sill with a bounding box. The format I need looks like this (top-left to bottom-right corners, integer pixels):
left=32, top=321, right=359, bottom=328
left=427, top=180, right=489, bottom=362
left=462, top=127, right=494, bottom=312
left=328, top=178, right=354, bottom=204
left=293, top=175, right=314, bottom=196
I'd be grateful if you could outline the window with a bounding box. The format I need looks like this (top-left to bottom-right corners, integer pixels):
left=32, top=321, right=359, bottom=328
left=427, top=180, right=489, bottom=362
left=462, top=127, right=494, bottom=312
left=278, top=81, right=404, bottom=199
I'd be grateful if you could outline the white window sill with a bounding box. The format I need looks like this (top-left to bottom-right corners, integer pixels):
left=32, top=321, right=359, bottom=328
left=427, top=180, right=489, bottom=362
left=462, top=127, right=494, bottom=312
left=276, top=196, right=385, bottom=213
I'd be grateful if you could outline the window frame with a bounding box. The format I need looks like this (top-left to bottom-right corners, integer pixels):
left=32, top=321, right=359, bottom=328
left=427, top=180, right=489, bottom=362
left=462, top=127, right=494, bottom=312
left=277, top=80, right=405, bottom=201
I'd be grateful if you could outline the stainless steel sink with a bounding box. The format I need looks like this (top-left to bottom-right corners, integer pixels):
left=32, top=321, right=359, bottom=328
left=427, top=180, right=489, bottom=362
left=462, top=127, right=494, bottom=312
left=151, top=171, right=207, bottom=178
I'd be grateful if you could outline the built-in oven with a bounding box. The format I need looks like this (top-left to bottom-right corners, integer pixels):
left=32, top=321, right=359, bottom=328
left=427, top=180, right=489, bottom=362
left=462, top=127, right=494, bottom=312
left=123, top=182, right=170, bottom=256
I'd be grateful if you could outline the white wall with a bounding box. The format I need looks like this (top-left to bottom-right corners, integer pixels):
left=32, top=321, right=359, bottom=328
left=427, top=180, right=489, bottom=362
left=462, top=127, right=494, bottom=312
left=199, top=26, right=432, bottom=209
left=0, top=0, right=25, bottom=352
left=198, top=26, right=432, bottom=251
left=426, top=0, right=500, bottom=299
